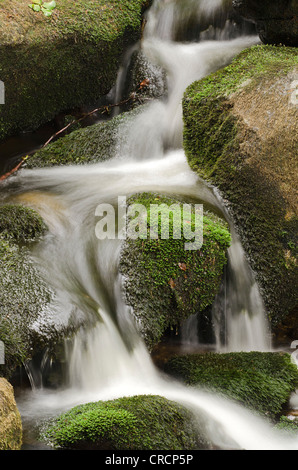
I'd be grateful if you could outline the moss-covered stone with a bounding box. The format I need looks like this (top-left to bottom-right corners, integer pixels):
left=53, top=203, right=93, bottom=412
left=164, top=351, right=298, bottom=419
left=25, top=105, right=145, bottom=168
left=0, top=378, right=22, bottom=450
left=183, top=45, right=298, bottom=338
left=0, top=204, right=70, bottom=379
left=0, top=0, right=151, bottom=140
left=0, top=203, right=47, bottom=242
left=41, top=394, right=207, bottom=450
left=120, top=192, right=231, bottom=350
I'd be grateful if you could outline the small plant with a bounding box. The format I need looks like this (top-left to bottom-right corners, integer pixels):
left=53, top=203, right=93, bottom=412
left=29, top=0, right=56, bottom=17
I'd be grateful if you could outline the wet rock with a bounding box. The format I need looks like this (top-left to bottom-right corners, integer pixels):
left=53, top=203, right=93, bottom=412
left=0, top=378, right=22, bottom=450
left=183, top=45, right=298, bottom=335
left=232, top=0, right=298, bottom=46
left=0, top=0, right=151, bottom=140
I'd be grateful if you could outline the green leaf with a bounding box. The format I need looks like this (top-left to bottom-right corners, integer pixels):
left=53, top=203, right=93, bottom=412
left=29, top=4, right=41, bottom=11
left=43, top=0, right=56, bottom=10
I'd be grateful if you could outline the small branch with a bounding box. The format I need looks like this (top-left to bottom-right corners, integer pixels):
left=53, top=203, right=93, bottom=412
left=0, top=80, right=150, bottom=182
left=0, top=156, right=29, bottom=181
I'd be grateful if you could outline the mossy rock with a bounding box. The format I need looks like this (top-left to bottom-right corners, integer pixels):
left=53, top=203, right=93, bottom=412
left=183, top=45, right=298, bottom=339
left=0, top=0, right=151, bottom=140
left=41, top=394, right=208, bottom=450
left=0, top=204, right=66, bottom=379
left=0, top=203, right=47, bottom=242
left=119, top=192, right=231, bottom=350
left=164, top=351, right=298, bottom=419
left=25, top=105, right=145, bottom=168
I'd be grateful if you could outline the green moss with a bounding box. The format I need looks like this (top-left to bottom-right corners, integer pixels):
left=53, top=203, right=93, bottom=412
left=41, top=394, right=206, bottom=450
left=185, top=45, right=298, bottom=103
left=120, top=192, right=231, bottom=349
left=164, top=352, right=298, bottom=419
left=183, top=45, right=298, bottom=329
left=0, top=0, right=151, bottom=140
left=0, top=204, right=52, bottom=378
left=275, top=416, right=298, bottom=435
left=0, top=204, right=47, bottom=242
left=25, top=105, right=144, bottom=168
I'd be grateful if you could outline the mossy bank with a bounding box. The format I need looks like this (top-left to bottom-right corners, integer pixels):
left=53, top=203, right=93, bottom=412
left=183, top=45, right=298, bottom=340
left=0, top=0, right=151, bottom=140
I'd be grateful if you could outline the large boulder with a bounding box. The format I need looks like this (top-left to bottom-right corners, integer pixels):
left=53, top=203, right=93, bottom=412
left=164, top=351, right=298, bottom=420
left=0, top=0, right=151, bottom=140
left=183, top=45, right=298, bottom=342
left=232, top=0, right=298, bottom=46
left=40, top=394, right=208, bottom=450
left=120, top=193, right=231, bottom=350
left=0, top=378, right=22, bottom=450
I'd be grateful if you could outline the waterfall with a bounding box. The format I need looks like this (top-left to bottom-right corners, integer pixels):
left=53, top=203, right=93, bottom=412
left=6, top=0, right=297, bottom=450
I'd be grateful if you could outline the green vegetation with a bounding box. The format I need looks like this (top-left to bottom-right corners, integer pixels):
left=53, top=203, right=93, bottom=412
left=41, top=395, right=206, bottom=450
left=275, top=416, right=298, bottom=435
left=185, top=45, right=298, bottom=104
left=164, top=352, right=298, bottom=419
left=0, top=204, right=47, bottom=242
left=183, top=45, right=298, bottom=330
left=25, top=105, right=144, bottom=168
left=120, top=192, right=231, bottom=349
left=29, top=0, right=57, bottom=16
left=0, top=0, right=151, bottom=139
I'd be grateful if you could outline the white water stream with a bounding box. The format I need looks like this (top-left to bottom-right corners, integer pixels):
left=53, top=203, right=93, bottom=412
left=5, top=0, right=297, bottom=450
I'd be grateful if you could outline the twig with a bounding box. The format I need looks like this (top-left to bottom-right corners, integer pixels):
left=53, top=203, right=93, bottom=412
left=0, top=80, right=150, bottom=182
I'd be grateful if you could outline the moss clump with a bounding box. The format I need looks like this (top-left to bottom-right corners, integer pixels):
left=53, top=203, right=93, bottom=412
left=120, top=192, right=231, bottom=349
left=164, top=352, right=298, bottom=419
left=0, top=204, right=47, bottom=242
left=183, top=45, right=298, bottom=332
left=41, top=394, right=206, bottom=450
left=0, top=0, right=151, bottom=140
left=275, top=416, right=298, bottom=435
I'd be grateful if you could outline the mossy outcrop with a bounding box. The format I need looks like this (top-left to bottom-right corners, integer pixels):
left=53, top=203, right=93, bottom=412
left=164, top=351, right=298, bottom=420
left=183, top=45, right=298, bottom=341
left=41, top=394, right=207, bottom=450
left=0, top=0, right=151, bottom=140
left=0, top=377, right=22, bottom=450
left=120, top=193, right=231, bottom=350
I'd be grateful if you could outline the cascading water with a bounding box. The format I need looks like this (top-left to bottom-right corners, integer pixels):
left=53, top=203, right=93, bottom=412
left=3, top=0, right=297, bottom=450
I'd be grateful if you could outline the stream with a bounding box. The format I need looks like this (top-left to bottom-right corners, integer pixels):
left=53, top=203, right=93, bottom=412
left=1, top=0, right=298, bottom=451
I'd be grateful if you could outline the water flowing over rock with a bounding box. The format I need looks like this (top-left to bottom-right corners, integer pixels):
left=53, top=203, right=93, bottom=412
left=232, top=0, right=298, bottom=46
left=183, top=45, right=298, bottom=339
left=0, top=378, right=22, bottom=450
left=1, top=0, right=298, bottom=451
